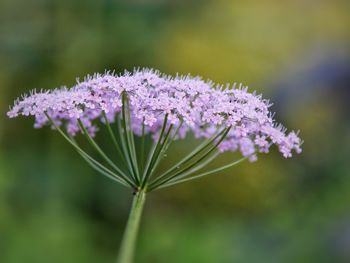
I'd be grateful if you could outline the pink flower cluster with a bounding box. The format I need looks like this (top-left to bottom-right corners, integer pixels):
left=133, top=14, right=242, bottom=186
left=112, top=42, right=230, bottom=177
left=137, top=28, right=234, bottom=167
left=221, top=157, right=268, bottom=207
left=7, top=68, right=302, bottom=160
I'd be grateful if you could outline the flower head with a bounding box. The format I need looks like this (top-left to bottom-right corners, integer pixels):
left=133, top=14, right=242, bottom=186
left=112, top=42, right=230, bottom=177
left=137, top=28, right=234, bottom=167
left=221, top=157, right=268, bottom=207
left=8, top=68, right=302, bottom=160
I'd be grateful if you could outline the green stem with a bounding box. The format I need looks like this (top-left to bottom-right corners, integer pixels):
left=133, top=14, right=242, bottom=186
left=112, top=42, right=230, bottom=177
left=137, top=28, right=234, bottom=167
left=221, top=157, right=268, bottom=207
left=117, top=190, right=146, bottom=263
left=167, top=151, right=220, bottom=182
left=153, top=128, right=224, bottom=184
left=149, top=127, right=231, bottom=190
left=122, top=93, right=140, bottom=184
left=141, top=114, right=168, bottom=188
left=153, top=155, right=249, bottom=190
left=102, top=111, right=128, bottom=166
left=69, top=136, right=130, bottom=187
left=117, top=115, right=136, bottom=181
left=77, top=119, right=135, bottom=186
left=148, top=124, right=174, bottom=179
left=44, top=112, right=134, bottom=187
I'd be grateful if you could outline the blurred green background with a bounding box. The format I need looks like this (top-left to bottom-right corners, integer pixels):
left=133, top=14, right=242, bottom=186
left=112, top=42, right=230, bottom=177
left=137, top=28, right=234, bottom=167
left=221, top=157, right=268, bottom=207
left=1, top=0, right=350, bottom=262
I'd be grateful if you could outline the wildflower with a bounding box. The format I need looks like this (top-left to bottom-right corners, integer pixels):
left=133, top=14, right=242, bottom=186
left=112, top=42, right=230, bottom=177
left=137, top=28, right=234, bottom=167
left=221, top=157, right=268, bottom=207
left=8, top=68, right=302, bottom=161
left=8, top=68, right=302, bottom=263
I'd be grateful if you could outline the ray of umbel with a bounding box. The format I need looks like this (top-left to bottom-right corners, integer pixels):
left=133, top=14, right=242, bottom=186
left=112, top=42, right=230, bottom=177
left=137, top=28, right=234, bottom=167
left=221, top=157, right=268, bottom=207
left=8, top=68, right=302, bottom=263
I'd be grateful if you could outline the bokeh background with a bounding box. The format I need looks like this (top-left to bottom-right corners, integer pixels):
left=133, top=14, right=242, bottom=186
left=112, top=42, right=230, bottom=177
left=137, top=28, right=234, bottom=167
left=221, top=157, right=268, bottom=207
left=1, top=0, right=349, bottom=262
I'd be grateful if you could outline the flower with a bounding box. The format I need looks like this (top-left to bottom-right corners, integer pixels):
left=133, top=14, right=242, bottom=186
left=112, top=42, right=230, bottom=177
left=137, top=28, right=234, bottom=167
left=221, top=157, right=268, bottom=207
left=7, top=68, right=302, bottom=160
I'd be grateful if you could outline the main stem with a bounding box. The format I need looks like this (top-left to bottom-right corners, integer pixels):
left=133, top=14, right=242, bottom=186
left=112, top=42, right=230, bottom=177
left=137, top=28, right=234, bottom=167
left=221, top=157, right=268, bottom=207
left=117, top=190, right=146, bottom=263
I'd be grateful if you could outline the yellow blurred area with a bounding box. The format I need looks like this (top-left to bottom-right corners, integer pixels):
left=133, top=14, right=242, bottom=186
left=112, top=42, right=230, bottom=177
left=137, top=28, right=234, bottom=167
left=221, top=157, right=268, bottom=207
left=156, top=0, right=349, bottom=84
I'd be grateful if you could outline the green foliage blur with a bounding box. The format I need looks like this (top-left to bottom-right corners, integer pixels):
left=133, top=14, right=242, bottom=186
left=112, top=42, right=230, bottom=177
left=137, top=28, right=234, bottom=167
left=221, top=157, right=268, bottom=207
left=1, top=0, right=349, bottom=262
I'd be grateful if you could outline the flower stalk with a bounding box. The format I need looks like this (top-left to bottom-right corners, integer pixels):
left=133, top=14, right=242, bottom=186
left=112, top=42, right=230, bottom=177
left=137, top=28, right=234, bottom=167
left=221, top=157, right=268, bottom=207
left=117, top=190, right=146, bottom=263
